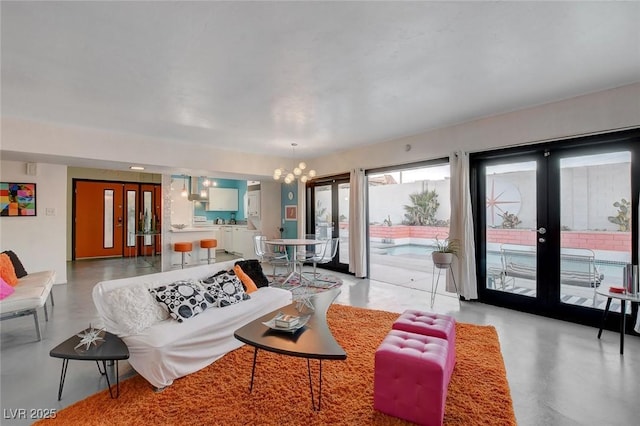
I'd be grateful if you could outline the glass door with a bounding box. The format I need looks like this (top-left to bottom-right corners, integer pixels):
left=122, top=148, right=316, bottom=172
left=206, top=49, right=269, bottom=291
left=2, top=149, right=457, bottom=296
left=307, top=175, right=350, bottom=273
left=484, top=159, right=539, bottom=301
left=474, top=130, right=639, bottom=327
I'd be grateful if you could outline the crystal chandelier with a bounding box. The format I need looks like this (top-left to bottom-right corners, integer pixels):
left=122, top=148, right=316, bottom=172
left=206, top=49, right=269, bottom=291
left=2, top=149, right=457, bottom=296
left=273, top=143, right=316, bottom=184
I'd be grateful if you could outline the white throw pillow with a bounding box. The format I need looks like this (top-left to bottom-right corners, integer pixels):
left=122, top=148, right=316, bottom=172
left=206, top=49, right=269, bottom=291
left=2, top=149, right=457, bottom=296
left=105, top=284, right=169, bottom=335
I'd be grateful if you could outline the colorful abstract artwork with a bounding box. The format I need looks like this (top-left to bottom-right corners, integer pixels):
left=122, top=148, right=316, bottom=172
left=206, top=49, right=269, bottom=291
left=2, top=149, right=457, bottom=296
left=0, top=182, right=37, bottom=216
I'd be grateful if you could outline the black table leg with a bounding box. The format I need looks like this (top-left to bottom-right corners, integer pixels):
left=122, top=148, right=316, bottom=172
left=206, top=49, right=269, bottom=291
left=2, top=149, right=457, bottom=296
left=620, top=300, right=626, bottom=355
left=57, top=359, right=69, bottom=401
left=96, top=359, right=120, bottom=398
left=306, top=359, right=323, bottom=411
left=597, top=297, right=612, bottom=339
left=249, top=348, right=258, bottom=392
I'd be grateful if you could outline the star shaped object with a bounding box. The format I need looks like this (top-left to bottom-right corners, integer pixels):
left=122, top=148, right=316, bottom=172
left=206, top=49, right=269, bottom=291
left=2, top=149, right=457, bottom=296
left=74, top=326, right=105, bottom=351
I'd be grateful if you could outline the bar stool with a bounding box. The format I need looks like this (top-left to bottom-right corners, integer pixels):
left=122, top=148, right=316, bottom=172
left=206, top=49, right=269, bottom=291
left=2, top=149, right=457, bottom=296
left=174, top=242, right=193, bottom=269
left=200, top=239, right=217, bottom=264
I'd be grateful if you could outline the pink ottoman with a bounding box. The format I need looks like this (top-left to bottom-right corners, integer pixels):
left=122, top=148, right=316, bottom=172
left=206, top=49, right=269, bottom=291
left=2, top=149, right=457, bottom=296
left=374, top=330, right=450, bottom=426
left=392, top=310, right=456, bottom=379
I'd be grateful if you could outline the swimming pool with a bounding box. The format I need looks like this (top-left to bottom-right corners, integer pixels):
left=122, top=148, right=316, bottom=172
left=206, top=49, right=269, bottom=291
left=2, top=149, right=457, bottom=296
left=384, top=244, right=626, bottom=282
left=385, top=244, right=434, bottom=256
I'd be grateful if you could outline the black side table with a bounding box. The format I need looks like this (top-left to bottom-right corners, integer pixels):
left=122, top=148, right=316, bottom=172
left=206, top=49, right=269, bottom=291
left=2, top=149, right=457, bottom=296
left=49, top=329, right=129, bottom=400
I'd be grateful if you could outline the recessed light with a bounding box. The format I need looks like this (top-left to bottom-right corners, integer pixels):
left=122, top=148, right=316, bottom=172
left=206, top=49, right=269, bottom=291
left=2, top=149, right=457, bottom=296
left=130, top=166, right=145, bottom=171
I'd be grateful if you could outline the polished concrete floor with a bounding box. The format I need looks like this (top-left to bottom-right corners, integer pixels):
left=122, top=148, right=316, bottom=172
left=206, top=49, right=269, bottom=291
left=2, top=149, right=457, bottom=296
left=1, top=255, right=639, bottom=425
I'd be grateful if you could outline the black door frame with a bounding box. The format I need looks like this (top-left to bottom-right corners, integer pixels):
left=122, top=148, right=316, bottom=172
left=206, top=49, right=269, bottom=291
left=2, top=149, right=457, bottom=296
left=306, top=174, right=350, bottom=274
left=471, top=128, right=640, bottom=331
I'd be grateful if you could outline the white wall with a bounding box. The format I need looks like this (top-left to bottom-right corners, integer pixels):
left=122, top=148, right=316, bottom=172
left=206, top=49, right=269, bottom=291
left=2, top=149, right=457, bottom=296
left=0, top=161, right=67, bottom=284
left=0, top=83, right=638, bottom=281
left=312, top=83, right=640, bottom=176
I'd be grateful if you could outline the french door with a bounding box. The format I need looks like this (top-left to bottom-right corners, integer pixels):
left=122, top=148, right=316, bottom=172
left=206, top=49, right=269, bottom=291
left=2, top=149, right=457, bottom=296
left=473, top=130, right=639, bottom=328
left=306, top=174, right=350, bottom=273
left=74, top=180, right=162, bottom=260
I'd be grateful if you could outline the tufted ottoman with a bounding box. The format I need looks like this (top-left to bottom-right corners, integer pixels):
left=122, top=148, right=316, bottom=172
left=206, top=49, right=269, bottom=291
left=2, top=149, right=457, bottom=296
left=374, top=330, right=450, bottom=426
left=392, top=310, right=456, bottom=379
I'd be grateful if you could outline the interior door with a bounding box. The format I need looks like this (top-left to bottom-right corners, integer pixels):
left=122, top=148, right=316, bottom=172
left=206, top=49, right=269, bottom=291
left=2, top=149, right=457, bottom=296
left=74, top=180, right=124, bottom=259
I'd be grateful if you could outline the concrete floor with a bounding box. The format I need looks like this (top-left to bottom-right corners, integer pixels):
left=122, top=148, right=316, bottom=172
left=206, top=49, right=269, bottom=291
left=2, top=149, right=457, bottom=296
left=1, top=255, right=639, bottom=425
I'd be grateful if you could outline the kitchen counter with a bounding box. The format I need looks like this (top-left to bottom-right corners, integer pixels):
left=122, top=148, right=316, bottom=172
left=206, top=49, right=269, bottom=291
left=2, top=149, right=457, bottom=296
left=170, top=225, right=246, bottom=233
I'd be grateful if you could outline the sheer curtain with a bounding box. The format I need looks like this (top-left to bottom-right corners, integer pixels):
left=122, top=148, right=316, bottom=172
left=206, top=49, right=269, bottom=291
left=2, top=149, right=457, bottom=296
left=449, top=151, right=478, bottom=299
left=349, top=168, right=367, bottom=277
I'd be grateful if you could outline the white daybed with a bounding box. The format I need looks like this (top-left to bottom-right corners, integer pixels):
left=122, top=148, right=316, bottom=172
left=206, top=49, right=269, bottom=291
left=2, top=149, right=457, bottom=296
left=92, top=259, right=291, bottom=389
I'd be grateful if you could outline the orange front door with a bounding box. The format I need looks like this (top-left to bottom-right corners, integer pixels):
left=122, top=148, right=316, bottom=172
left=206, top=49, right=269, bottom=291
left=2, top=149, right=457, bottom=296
left=74, top=181, right=124, bottom=259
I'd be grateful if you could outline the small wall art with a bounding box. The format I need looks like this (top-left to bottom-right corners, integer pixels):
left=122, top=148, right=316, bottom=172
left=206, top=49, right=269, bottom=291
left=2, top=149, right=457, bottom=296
left=285, top=205, right=297, bottom=221
left=0, top=182, right=37, bottom=216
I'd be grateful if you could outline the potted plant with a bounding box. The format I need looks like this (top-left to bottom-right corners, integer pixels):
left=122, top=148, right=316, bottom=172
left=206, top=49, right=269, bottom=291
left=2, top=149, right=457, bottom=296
left=432, top=237, right=460, bottom=268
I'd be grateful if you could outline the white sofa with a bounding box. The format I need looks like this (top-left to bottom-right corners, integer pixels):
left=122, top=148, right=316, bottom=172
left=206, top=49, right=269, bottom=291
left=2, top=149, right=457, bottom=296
left=92, top=259, right=292, bottom=389
left=0, top=270, right=56, bottom=341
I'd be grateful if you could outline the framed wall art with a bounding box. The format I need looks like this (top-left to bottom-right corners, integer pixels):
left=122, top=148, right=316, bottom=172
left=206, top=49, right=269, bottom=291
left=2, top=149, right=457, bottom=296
left=284, top=205, right=297, bottom=221
left=0, top=182, right=37, bottom=216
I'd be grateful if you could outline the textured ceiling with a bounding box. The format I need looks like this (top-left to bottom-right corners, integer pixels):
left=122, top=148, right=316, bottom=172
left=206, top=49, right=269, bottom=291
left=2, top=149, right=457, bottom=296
left=2, top=1, right=639, bottom=159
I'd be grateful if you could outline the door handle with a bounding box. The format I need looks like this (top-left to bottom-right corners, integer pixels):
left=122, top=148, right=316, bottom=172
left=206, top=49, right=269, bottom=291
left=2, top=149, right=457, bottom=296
left=537, top=227, right=546, bottom=235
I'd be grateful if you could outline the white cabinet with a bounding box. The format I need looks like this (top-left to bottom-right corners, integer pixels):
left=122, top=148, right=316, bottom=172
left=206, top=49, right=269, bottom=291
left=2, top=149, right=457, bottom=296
left=221, top=227, right=234, bottom=252
left=247, top=191, right=260, bottom=217
left=245, top=182, right=281, bottom=239
left=232, top=227, right=243, bottom=254
left=206, top=188, right=239, bottom=211
left=220, top=226, right=257, bottom=258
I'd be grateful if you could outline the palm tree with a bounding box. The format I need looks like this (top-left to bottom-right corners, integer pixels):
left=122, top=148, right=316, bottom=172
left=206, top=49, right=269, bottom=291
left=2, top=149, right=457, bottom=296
left=403, top=189, right=439, bottom=225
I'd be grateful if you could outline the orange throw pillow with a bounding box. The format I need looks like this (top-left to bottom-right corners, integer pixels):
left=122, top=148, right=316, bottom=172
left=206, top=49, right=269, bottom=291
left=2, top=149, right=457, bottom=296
left=234, top=265, right=258, bottom=294
left=0, top=253, right=19, bottom=286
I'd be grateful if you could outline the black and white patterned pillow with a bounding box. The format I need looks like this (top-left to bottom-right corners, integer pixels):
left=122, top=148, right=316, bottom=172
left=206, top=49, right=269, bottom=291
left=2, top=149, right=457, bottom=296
left=149, top=279, right=215, bottom=322
left=200, top=271, right=250, bottom=307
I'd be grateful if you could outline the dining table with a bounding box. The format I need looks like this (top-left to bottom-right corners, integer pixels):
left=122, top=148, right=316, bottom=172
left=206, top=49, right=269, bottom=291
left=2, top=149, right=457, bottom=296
left=264, top=238, right=326, bottom=286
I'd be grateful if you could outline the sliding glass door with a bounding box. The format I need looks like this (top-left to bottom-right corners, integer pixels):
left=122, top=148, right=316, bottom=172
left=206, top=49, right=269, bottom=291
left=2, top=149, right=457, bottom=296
left=473, top=130, right=639, bottom=327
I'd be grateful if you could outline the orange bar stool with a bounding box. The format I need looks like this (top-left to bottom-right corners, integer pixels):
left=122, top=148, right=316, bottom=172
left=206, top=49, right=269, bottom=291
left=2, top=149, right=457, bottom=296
left=174, top=242, right=193, bottom=269
left=200, top=239, right=217, bottom=264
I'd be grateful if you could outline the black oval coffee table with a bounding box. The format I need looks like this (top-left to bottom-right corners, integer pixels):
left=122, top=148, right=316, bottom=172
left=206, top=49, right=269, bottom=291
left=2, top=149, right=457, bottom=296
left=234, top=288, right=346, bottom=410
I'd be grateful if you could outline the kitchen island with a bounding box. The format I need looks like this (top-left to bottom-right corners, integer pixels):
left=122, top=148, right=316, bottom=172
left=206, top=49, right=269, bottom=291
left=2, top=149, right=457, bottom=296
left=167, top=225, right=258, bottom=268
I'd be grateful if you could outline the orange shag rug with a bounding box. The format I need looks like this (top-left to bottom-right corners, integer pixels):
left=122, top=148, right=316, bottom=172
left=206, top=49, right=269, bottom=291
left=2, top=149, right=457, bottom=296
left=39, top=304, right=515, bottom=425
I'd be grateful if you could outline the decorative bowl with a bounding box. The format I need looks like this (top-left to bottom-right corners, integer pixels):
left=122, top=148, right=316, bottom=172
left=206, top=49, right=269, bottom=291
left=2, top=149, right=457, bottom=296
left=171, top=224, right=187, bottom=229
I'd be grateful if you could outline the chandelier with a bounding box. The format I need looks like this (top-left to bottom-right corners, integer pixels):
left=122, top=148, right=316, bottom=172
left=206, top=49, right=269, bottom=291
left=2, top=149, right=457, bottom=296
left=273, top=143, right=316, bottom=184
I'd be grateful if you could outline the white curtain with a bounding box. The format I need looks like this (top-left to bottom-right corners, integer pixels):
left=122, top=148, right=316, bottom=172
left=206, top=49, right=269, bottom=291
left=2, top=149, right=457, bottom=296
left=449, top=151, right=478, bottom=299
left=349, top=168, right=367, bottom=277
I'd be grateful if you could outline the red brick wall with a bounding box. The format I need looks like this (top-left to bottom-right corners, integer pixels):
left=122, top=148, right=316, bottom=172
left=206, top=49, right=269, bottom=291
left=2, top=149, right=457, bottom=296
left=368, top=225, right=631, bottom=251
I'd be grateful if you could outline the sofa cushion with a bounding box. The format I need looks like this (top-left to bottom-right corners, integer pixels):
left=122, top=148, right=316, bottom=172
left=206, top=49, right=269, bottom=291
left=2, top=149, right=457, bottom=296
left=0, top=277, right=15, bottom=300
left=0, top=253, right=18, bottom=286
left=149, top=279, right=215, bottom=322
left=233, top=265, right=258, bottom=294
left=2, top=250, right=27, bottom=279
left=234, top=259, right=269, bottom=288
left=200, top=271, right=249, bottom=307
left=105, top=284, right=169, bottom=335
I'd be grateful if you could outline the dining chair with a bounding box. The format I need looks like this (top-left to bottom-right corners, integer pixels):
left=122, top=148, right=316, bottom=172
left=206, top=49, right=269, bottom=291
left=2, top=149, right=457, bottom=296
left=253, top=235, right=290, bottom=277
left=305, top=237, right=339, bottom=282
left=297, top=237, right=327, bottom=274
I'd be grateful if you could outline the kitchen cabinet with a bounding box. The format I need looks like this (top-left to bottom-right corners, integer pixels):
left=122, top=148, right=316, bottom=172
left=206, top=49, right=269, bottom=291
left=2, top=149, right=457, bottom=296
left=245, top=182, right=281, bottom=239
left=247, top=191, right=260, bottom=217
left=221, top=227, right=234, bottom=253
left=219, top=226, right=257, bottom=258
left=206, top=188, right=239, bottom=211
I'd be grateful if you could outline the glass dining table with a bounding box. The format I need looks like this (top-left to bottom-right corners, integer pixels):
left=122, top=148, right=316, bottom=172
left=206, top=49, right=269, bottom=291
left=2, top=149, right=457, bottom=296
left=264, top=239, right=326, bottom=287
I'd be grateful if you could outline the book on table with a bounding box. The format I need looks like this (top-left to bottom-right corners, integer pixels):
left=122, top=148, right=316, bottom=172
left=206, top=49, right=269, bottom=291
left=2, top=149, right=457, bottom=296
left=275, top=313, right=299, bottom=328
